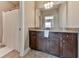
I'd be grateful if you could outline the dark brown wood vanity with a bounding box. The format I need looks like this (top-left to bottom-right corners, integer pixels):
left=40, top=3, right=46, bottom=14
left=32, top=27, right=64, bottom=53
left=29, top=28, right=78, bottom=58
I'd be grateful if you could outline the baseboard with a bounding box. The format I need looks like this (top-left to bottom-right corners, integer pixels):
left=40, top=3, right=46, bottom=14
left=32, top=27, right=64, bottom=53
left=0, top=47, right=14, bottom=57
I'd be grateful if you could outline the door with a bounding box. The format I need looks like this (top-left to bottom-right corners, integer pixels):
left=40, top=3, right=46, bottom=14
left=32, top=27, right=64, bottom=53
left=48, top=32, right=60, bottom=56
left=62, top=33, right=77, bottom=58
left=29, top=31, right=37, bottom=49
left=37, top=31, right=47, bottom=52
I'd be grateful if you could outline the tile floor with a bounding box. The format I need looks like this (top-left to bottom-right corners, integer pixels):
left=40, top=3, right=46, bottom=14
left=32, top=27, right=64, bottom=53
left=2, top=49, right=58, bottom=58
left=2, top=50, right=20, bottom=58
left=24, top=49, right=58, bottom=58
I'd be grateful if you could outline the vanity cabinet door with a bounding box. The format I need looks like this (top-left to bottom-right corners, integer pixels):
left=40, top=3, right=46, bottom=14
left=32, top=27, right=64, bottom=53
left=48, top=33, right=60, bottom=56
left=61, top=33, right=77, bottom=58
left=29, top=31, right=37, bottom=49
left=29, top=31, right=78, bottom=58
left=37, top=32, right=48, bottom=52
left=29, top=31, right=48, bottom=52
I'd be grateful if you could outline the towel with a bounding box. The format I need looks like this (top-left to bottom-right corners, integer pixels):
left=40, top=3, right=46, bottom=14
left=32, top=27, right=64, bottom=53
left=44, top=30, right=49, bottom=38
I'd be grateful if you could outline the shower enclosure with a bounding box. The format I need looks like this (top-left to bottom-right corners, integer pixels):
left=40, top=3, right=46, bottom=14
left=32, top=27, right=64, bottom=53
left=0, top=9, right=20, bottom=58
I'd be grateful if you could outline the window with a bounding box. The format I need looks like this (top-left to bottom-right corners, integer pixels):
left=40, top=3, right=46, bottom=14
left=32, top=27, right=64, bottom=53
left=45, top=22, right=51, bottom=28
left=44, top=16, right=54, bottom=28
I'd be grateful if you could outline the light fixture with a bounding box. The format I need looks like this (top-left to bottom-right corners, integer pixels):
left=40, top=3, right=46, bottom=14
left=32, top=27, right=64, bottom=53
left=44, top=2, right=54, bottom=10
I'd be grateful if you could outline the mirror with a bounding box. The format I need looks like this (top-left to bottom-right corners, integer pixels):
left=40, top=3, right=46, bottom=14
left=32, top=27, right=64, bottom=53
left=35, top=1, right=67, bottom=29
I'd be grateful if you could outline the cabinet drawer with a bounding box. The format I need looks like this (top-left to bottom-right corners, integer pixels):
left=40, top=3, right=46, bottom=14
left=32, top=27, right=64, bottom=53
left=30, top=31, right=37, bottom=36
left=49, top=32, right=61, bottom=40
left=38, top=32, right=44, bottom=38
left=62, top=33, right=77, bottom=39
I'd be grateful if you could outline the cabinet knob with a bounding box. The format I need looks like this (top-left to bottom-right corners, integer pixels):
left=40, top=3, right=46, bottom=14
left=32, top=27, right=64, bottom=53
left=63, top=40, right=65, bottom=43
left=66, top=35, right=69, bottom=37
left=60, top=43, right=62, bottom=47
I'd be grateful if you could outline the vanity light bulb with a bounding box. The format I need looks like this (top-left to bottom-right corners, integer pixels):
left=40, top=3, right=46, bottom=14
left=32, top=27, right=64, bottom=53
left=44, top=2, right=54, bottom=10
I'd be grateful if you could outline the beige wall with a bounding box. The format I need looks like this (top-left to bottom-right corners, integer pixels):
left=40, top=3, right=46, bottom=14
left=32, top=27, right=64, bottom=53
left=24, top=1, right=35, bottom=27
left=58, top=2, right=67, bottom=28
left=67, top=2, right=79, bottom=28
left=0, top=12, right=3, bottom=42
left=35, top=8, right=40, bottom=27
left=59, top=2, right=79, bottom=28
left=24, top=1, right=35, bottom=50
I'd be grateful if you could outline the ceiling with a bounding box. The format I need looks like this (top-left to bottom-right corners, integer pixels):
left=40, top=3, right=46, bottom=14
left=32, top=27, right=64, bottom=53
left=9, top=1, right=19, bottom=8
left=0, top=1, right=19, bottom=11
left=35, top=1, right=66, bottom=10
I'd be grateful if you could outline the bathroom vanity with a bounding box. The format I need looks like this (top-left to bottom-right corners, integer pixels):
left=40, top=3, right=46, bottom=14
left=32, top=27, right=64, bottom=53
left=29, top=28, right=78, bottom=58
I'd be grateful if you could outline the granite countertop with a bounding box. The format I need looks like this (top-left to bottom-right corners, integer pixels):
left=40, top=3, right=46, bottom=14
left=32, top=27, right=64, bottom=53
left=29, top=28, right=79, bottom=33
